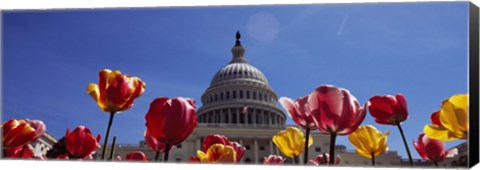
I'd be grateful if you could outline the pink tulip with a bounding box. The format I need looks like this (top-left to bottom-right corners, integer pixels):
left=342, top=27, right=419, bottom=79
left=307, top=84, right=367, bottom=165
left=263, top=155, right=285, bottom=164
left=230, top=142, right=246, bottom=162
left=25, top=119, right=46, bottom=141
left=413, top=133, right=458, bottom=165
left=279, top=96, right=317, bottom=130
left=310, top=153, right=340, bottom=165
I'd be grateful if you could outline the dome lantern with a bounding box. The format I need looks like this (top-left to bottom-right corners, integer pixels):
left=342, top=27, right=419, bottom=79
left=230, top=31, right=247, bottom=63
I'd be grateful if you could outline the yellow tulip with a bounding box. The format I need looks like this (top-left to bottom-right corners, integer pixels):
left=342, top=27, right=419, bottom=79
left=197, top=144, right=236, bottom=163
left=87, top=69, right=146, bottom=113
left=348, top=125, right=389, bottom=158
left=424, top=94, right=468, bottom=141
left=272, top=127, right=313, bottom=158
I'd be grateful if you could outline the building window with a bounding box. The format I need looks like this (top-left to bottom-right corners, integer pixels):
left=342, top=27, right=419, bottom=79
left=233, top=91, right=237, bottom=99
left=245, top=158, right=251, bottom=163
left=240, top=90, right=243, bottom=98
left=177, top=144, right=182, bottom=148
left=215, top=94, right=218, bottom=101
left=246, top=91, right=250, bottom=99
left=259, top=146, right=265, bottom=151
left=315, top=147, right=321, bottom=152
left=259, top=93, right=262, bottom=100
left=253, top=92, right=256, bottom=99
left=220, top=92, right=224, bottom=100
left=226, top=91, right=230, bottom=100
left=245, top=145, right=250, bottom=150
left=264, top=94, right=267, bottom=101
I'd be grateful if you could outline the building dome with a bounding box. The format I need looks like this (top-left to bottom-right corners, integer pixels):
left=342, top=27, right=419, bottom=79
left=197, top=31, right=286, bottom=129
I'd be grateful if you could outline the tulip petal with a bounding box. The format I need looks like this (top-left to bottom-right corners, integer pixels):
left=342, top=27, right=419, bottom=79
left=424, top=124, right=459, bottom=141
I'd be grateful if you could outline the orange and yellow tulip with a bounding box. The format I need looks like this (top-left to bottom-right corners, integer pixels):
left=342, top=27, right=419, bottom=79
left=272, top=127, right=313, bottom=158
left=2, top=119, right=36, bottom=149
left=424, top=94, right=468, bottom=141
left=87, top=69, right=145, bottom=113
left=348, top=125, right=389, bottom=160
left=197, top=143, right=236, bottom=163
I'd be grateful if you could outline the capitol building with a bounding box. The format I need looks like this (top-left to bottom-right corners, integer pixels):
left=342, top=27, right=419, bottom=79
left=91, top=32, right=405, bottom=166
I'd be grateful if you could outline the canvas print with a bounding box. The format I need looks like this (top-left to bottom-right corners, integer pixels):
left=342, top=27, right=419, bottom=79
left=1, top=1, right=477, bottom=168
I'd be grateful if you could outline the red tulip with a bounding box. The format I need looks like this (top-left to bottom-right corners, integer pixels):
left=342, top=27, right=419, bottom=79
left=4, top=144, right=46, bottom=159
left=263, top=155, right=285, bottom=164
left=2, top=119, right=36, bottom=149
left=310, top=153, right=340, bottom=165
left=307, top=85, right=367, bottom=135
left=145, top=97, right=197, bottom=145
left=25, top=119, right=46, bottom=141
left=202, top=134, right=231, bottom=151
left=279, top=96, right=317, bottom=130
left=125, top=151, right=148, bottom=161
left=230, top=142, right=246, bottom=162
left=413, top=133, right=458, bottom=164
left=189, top=156, right=201, bottom=163
left=368, top=94, right=408, bottom=125
left=65, top=126, right=101, bottom=159
left=144, top=130, right=172, bottom=153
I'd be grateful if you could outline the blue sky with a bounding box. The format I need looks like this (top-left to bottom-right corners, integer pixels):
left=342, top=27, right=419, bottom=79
left=2, top=2, right=469, bottom=160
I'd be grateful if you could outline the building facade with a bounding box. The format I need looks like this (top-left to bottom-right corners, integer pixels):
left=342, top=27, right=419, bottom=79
left=97, top=32, right=403, bottom=166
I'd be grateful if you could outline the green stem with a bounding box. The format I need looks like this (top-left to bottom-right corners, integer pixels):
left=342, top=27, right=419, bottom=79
left=109, top=136, right=117, bottom=160
left=371, top=153, right=375, bottom=166
left=101, top=112, right=116, bottom=160
left=329, top=133, right=337, bottom=165
left=303, top=128, right=310, bottom=165
left=19, top=145, right=26, bottom=158
left=163, top=144, right=171, bottom=162
left=397, top=123, right=413, bottom=166
left=155, top=151, right=160, bottom=161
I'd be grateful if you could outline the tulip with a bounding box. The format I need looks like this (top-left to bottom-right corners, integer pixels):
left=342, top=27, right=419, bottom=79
left=310, top=153, right=340, bottom=165
left=424, top=94, right=468, bottom=141
left=199, top=134, right=245, bottom=163
left=65, top=126, right=101, bottom=159
left=145, top=130, right=172, bottom=161
left=125, top=151, right=148, bottom=161
left=348, top=125, right=389, bottom=165
left=189, top=156, right=200, bottom=163
left=202, top=134, right=231, bottom=151
left=368, top=94, right=413, bottom=165
left=4, top=144, right=44, bottom=159
left=263, top=155, right=285, bottom=164
left=279, top=96, right=317, bottom=164
left=2, top=119, right=36, bottom=149
left=197, top=144, right=236, bottom=163
left=308, top=85, right=367, bottom=164
left=145, top=97, right=197, bottom=161
left=413, top=133, right=458, bottom=166
left=87, top=69, right=145, bottom=160
left=230, top=142, right=246, bottom=162
left=25, top=119, right=46, bottom=141
left=272, top=127, right=312, bottom=164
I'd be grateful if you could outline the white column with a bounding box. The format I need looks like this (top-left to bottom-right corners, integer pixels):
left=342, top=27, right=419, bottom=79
left=195, top=139, right=201, bottom=151
left=269, top=140, right=274, bottom=155
left=254, top=139, right=259, bottom=164
left=252, top=110, right=257, bottom=128
left=239, top=139, right=244, bottom=163
left=220, top=110, right=224, bottom=124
